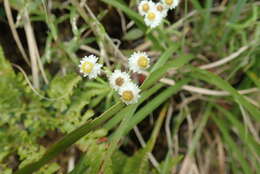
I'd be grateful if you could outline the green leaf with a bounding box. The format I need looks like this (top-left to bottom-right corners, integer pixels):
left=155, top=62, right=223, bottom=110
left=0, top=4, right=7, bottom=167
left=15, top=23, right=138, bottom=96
left=47, top=73, right=81, bottom=111
left=48, top=73, right=81, bottom=98
left=151, top=44, right=180, bottom=72
left=123, top=28, right=144, bottom=41
left=111, top=151, right=128, bottom=174
left=161, top=154, right=183, bottom=174
left=246, top=71, right=260, bottom=89
left=122, top=149, right=149, bottom=174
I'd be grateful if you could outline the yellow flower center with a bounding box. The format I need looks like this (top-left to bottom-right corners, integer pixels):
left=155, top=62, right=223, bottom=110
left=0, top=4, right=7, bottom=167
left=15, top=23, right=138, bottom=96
left=137, top=56, right=149, bottom=68
left=165, top=0, right=173, bottom=5
left=82, top=61, right=94, bottom=73
left=147, top=12, right=156, bottom=20
left=157, top=5, right=164, bottom=12
left=122, top=90, right=134, bottom=102
left=142, top=3, right=149, bottom=12
left=115, top=77, right=124, bottom=87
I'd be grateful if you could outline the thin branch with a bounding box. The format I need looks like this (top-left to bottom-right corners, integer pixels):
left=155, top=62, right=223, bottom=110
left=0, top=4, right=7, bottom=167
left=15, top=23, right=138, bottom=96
left=71, top=0, right=127, bottom=64
left=133, top=126, right=160, bottom=170
left=141, top=71, right=260, bottom=96
left=216, top=133, right=226, bottom=174
left=116, top=9, right=127, bottom=34
left=23, top=10, right=39, bottom=89
left=84, top=4, right=111, bottom=67
left=12, top=64, right=76, bottom=101
left=4, top=0, right=30, bottom=66
left=23, top=9, right=49, bottom=85
left=80, top=45, right=100, bottom=56
left=199, top=44, right=250, bottom=70
left=165, top=102, right=174, bottom=154
left=238, top=104, right=260, bottom=144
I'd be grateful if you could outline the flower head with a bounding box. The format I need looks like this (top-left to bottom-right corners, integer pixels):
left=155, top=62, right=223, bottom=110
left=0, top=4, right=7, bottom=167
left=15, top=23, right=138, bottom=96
left=161, top=0, right=180, bottom=10
left=129, top=52, right=150, bottom=73
left=155, top=2, right=168, bottom=17
left=144, top=7, right=163, bottom=28
left=138, top=0, right=155, bottom=16
left=119, top=82, right=140, bottom=105
left=109, top=70, right=131, bottom=91
left=79, top=55, right=102, bottom=79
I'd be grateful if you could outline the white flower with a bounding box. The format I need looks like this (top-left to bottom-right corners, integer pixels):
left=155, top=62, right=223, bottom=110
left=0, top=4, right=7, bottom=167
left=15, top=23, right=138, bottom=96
left=109, top=70, right=131, bottom=91
left=138, top=0, right=155, bottom=16
left=119, top=82, right=140, bottom=105
left=161, top=0, right=180, bottom=10
left=144, top=7, right=163, bottom=28
left=155, top=2, right=168, bottom=18
left=78, top=55, right=102, bottom=79
left=129, top=52, right=150, bottom=73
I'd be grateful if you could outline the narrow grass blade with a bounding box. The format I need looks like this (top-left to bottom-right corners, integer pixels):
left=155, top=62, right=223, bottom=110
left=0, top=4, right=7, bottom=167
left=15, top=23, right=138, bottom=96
left=150, top=44, right=179, bottom=72
left=215, top=104, right=260, bottom=157
left=213, top=115, right=254, bottom=174
left=190, top=0, right=203, bottom=10
left=101, top=104, right=138, bottom=173
left=220, top=0, right=248, bottom=45
left=188, top=104, right=212, bottom=156
left=104, top=83, right=164, bottom=130
left=14, top=102, right=124, bottom=174
left=125, top=78, right=191, bottom=134
left=190, top=67, right=260, bottom=121
left=141, top=53, right=193, bottom=90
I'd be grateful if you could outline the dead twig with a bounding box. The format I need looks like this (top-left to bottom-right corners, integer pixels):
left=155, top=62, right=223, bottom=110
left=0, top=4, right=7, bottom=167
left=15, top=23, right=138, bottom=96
left=4, top=0, right=30, bottom=66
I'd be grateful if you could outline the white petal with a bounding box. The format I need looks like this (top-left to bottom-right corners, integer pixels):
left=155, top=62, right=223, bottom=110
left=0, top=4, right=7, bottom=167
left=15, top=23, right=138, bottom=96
left=144, top=8, right=163, bottom=28
left=109, top=70, right=131, bottom=91
left=138, top=0, right=155, bottom=16
left=78, top=55, right=103, bottom=79
left=161, top=0, right=180, bottom=10
left=119, top=82, right=141, bottom=105
left=128, top=52, right=150, bottom=73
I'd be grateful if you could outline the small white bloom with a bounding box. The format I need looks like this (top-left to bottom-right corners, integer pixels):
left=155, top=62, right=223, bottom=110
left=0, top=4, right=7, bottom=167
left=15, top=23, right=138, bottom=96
left=155, top=2, right=168, bottom=18
left=119, top=82, right=140, bottom=105
left=144, top=7, right=163, bottom=28
left=129, top=52, right=150, bottom=73
left=138, top=0, right=155, bottom=16
left=161, top=0, right=180, bottom=10
left=78, top=55, right=102, bottom=79
left=109, top=70, right=131, bottom=91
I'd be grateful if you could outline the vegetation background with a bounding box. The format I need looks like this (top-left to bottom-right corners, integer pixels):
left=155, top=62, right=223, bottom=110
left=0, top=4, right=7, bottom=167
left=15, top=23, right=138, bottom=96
left=0, top=0, right=259, bottom=174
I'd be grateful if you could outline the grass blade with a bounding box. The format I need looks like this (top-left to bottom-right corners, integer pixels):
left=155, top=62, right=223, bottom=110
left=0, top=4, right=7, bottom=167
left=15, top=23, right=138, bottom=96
left=125, top=78, right=191, bottom=134
left=190, top=66, right=260, bottom=121
left=14, top=102, right=124, bottom=174
left=213, top=115, right=254, bottom=174
left=141, top=53, right=193, bottom=90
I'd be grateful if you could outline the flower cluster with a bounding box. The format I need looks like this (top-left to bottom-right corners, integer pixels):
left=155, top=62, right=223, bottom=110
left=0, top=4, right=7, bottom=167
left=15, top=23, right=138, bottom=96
left=79, top=52, right=151, bottom=105
left=138, top=0, right=180, bottom=28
